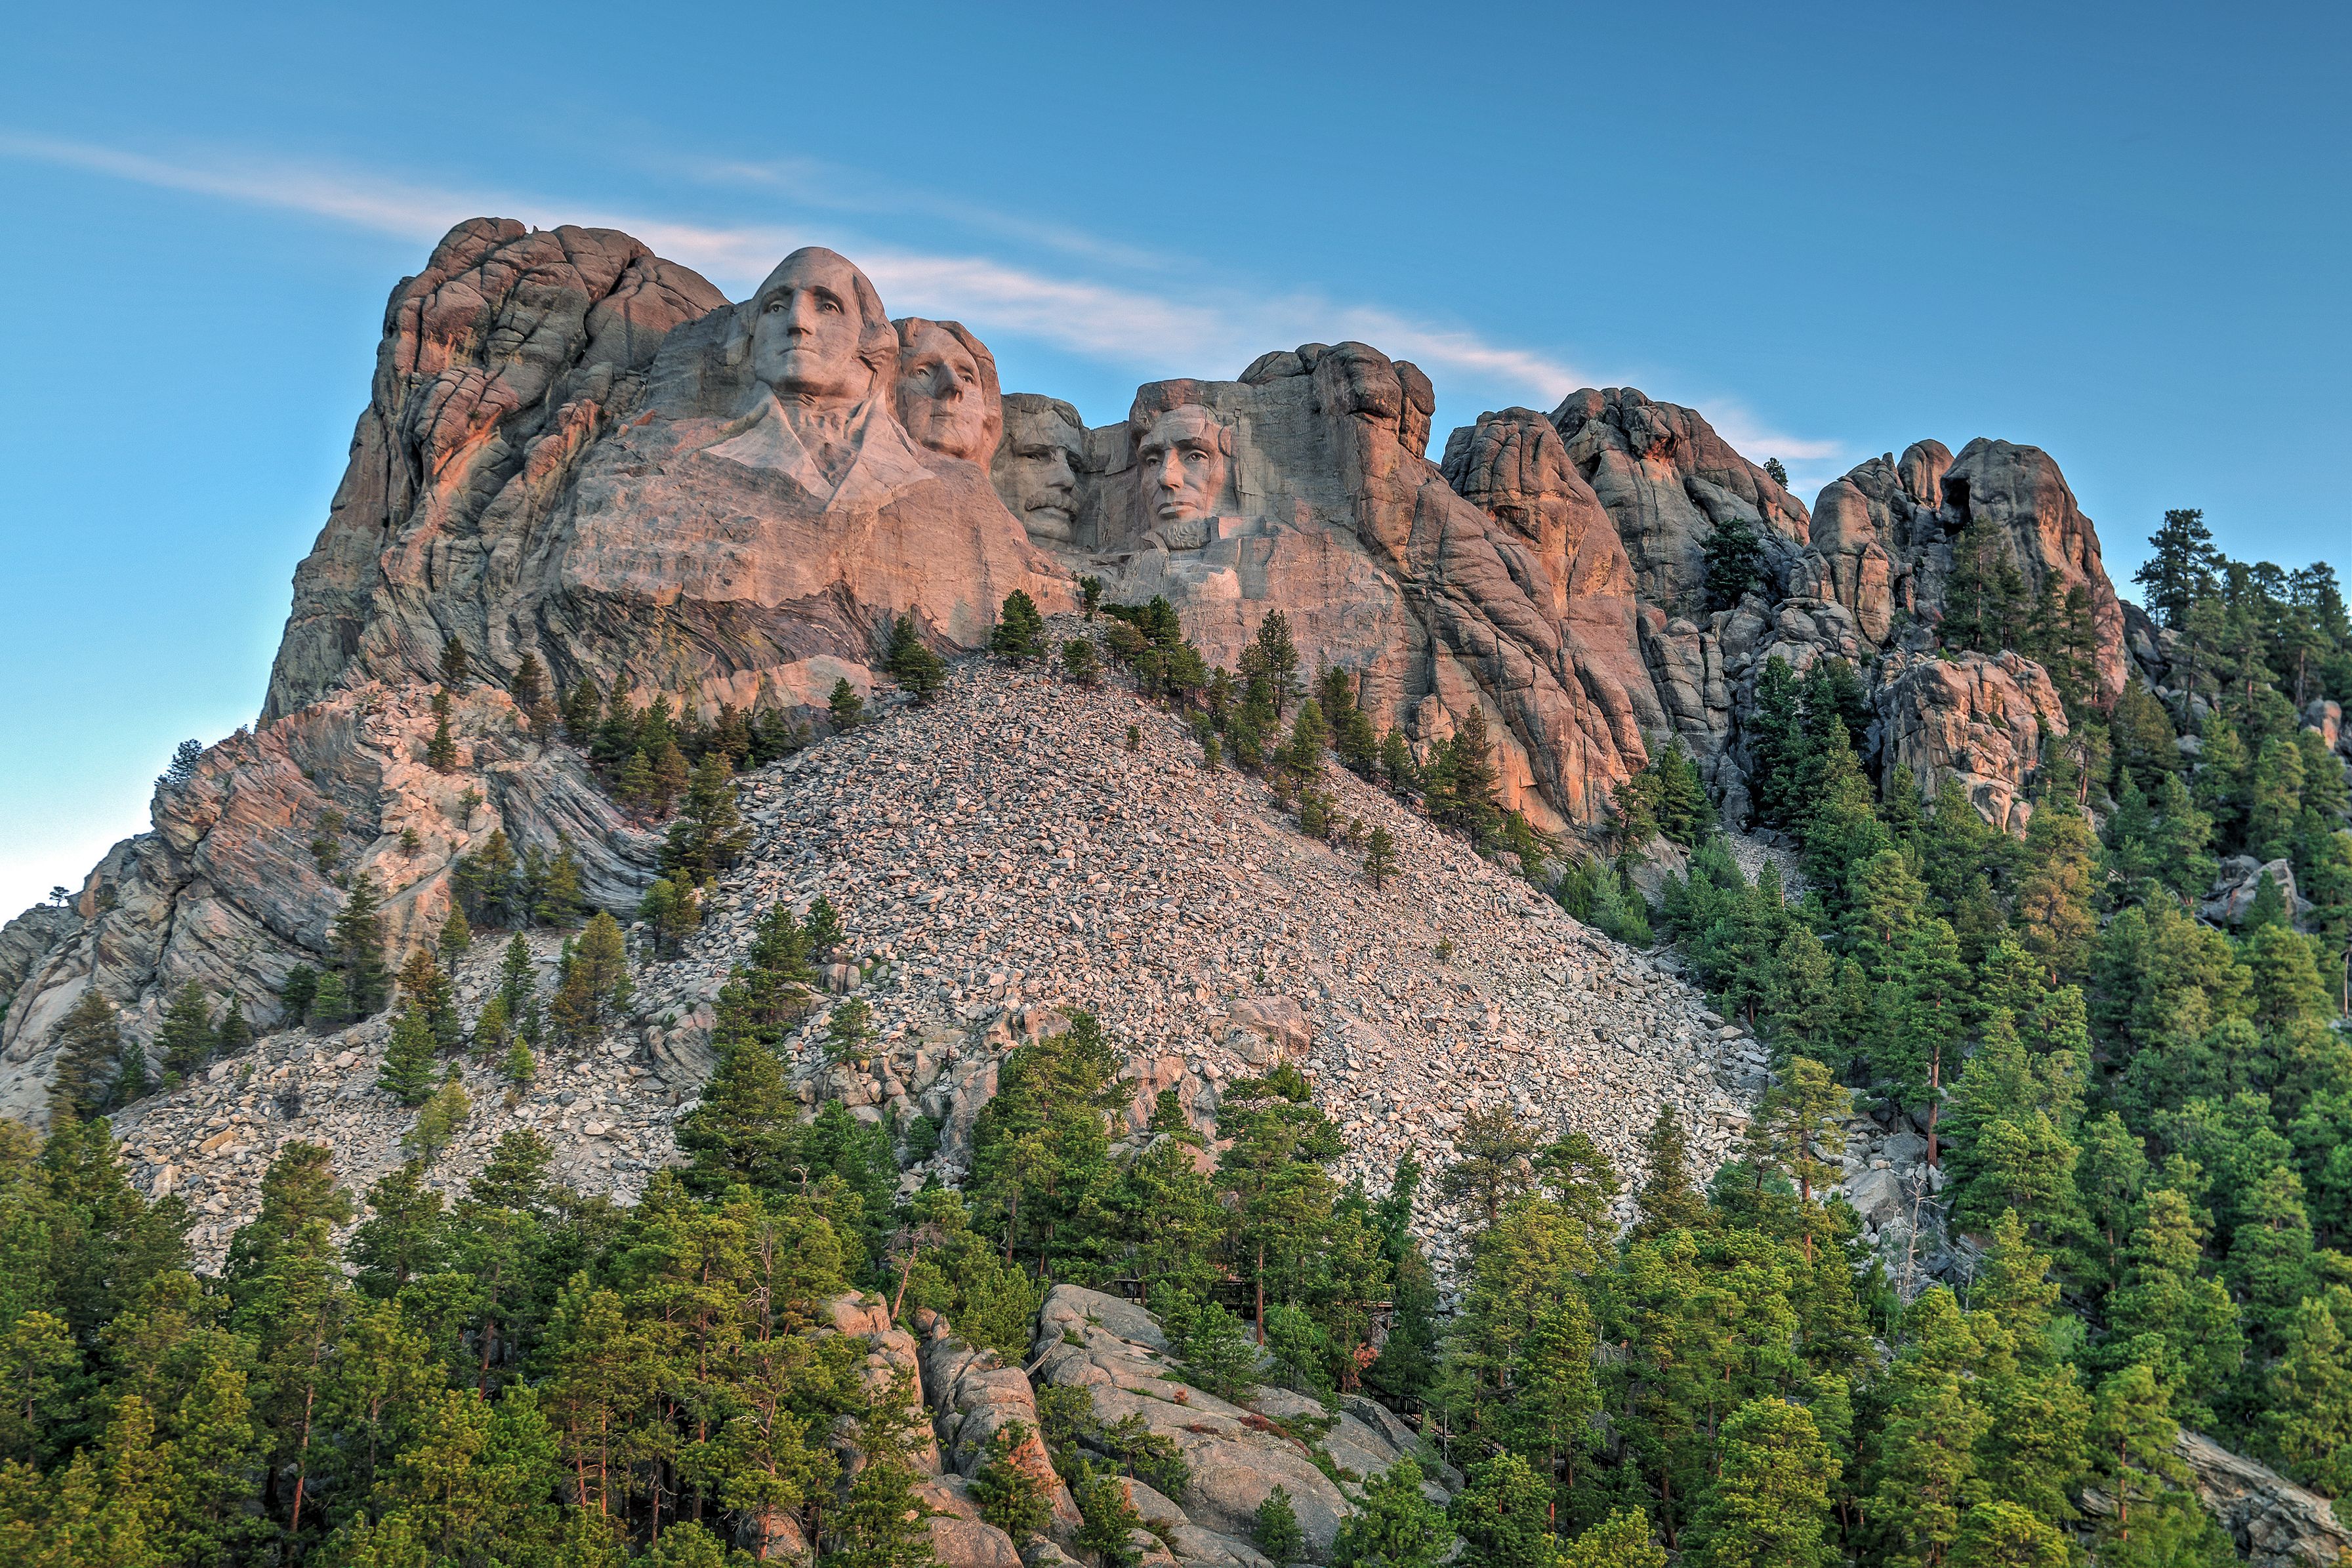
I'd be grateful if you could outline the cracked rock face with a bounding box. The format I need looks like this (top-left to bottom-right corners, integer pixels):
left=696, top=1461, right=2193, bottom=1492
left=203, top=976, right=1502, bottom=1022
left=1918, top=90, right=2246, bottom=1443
left=5, top=220, right=2135, bottom=1123
left=266, top=220, right=1070, bottom=729
left=0, top=684, right=653, bottom=1124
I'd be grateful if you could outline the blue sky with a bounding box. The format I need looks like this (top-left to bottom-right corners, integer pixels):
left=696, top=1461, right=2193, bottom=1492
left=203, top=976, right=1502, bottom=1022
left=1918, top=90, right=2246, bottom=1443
left=2, top=1, right=2346, bottom=917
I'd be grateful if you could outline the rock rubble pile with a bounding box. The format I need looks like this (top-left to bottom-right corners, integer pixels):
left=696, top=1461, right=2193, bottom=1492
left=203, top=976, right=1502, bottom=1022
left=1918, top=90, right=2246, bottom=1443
left=105, top=644, right=1757, bottom=1276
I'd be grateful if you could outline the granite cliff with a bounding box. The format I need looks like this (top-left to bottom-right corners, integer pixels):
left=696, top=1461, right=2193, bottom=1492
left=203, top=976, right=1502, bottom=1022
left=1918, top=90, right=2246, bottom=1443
left=3, top=218, right=2139, bottom=1118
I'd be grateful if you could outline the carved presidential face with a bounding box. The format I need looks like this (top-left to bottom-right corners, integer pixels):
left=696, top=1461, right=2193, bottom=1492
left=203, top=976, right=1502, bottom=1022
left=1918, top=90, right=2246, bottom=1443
left=750, top=249, right=873, bottom=403
left=992, top=396, right=1084, bottom=543
left=1136, top=405, right=1229, bottom=527
left=894, top=320, right=999, bottom=463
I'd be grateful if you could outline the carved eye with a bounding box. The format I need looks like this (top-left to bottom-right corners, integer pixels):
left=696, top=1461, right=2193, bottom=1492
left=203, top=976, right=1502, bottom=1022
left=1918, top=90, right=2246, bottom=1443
left=763, top=297, right=787, bottom=313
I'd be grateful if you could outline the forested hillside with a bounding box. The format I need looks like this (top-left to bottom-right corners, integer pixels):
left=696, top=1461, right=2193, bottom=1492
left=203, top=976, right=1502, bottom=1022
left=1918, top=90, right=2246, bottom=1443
left=1, top=509, right=2347, bottom=1567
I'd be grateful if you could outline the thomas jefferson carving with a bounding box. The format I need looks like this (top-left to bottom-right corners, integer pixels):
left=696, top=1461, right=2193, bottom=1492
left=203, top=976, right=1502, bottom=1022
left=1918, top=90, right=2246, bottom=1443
left=892, top=317, right=1002, bottom=464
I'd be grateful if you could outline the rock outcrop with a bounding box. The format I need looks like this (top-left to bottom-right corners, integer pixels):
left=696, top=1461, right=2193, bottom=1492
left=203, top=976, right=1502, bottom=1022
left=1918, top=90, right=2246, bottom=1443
left=1870, top=650, right=2071, bottom=831
left=269, top=225, right=1069, bottom=729
left=2, top=219, right=2143, bottom=1122
left=2152, top=1431, right=2346, bottom=1568
left=0, top=683, right=653, bottom=1123
left=1030, top=1285, right=1426, bottom=1556
left=991, top=346, right=1667, bottom=831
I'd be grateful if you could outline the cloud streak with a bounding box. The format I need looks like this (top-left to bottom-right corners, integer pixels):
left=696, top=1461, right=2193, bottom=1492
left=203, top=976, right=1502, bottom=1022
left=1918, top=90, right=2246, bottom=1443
left=1, top=130, right=1846, bottom=482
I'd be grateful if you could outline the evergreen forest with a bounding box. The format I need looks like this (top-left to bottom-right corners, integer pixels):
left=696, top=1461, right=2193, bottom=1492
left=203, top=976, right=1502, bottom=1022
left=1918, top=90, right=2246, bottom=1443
left=2, top=512, right=2349, bottom=1567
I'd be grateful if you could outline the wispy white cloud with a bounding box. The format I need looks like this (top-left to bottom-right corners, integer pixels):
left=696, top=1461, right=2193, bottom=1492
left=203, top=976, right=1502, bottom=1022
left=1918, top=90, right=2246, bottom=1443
left=0, top=129, right=1848, bottom=487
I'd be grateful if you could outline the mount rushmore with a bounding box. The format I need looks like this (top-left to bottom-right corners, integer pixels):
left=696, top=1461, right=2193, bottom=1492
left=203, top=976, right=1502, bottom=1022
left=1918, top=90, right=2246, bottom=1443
left=0, top=218, right=2136, bottom=1117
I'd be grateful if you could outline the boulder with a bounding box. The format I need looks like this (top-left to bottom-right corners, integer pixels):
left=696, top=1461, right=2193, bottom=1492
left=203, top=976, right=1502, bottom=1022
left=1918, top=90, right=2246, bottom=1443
left=1846, top=1168, right=1907, bottom=1229
left=821, top=1292, right=939, bottom=1475
left=918, top=1315, right=1083, bottom=1533
left=1030, top=1287, right=1353, bottom=1552
left=1870, top=650, right=2069, bottom=831
left=2307, top=699, right=2345, bottom=758
left=917, top=1474, right=1027, bottom=1568
left=2169, top=1430, right=2347, bottom=1568
left=1223, top=997, right=1311, bottom=1065
left=2201, top=857, right=2313, bottom=927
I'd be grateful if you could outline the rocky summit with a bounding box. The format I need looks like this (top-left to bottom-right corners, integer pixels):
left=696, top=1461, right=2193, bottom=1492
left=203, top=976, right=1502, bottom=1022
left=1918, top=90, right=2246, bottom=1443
left=3, top=219, right=2150, bottom=1122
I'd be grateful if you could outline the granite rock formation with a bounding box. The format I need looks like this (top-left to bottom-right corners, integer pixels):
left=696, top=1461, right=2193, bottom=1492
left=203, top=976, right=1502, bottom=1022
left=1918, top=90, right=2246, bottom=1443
left=5, top=218, right=2142, bottom=1122
left=266, top=225, right=1067, bottom=724
left=0, top=685, right=652, bottom=1122
left=991, top=345, right=1666, bottom=829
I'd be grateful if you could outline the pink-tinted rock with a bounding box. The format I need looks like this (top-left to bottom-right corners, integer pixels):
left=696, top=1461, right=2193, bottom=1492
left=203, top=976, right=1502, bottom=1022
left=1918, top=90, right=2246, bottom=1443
left=1871, top=650, right=2069, bottom=833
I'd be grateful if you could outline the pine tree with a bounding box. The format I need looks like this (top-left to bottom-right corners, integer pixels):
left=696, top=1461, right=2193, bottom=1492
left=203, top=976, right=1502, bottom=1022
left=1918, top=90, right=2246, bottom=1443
left=2248, top=732, right=2307, bottom=864
left=426, top=688, right=459, bottom=772
left=331, top=873, right=394, bottom=1018
left=1944, top=515, right=2027, bottom=653
left=1247, top=611, right=1304, bottom=718
left=107, top=1033, right=152, bottom=1107
left=1254, top=1485, right=1305, bottom=1564
left=550, top=913, right=632, bottom=1044
left=154, top=980, right=216, bottom=1081
left=377, top=1003, right=439, bottom=1106
left=1701, top=513, right=1767, bottom=611
left=398, top=945, right=462, bottom=1053
left=1630, top=1102, right=1710, bottom=1241
left=1332, top=1458, right=1448, bottom=1568
left=439, top=633, right=471, bottom=688
left=1746, top=1056, right=1849, bottom=1258
left=1447, top=1452, right=1556, bottom=1568
left=405, top=1068, right=471, bottom=1162
left=2100, top=1187, right=2244, bottom=1428
left=452, top=827, right=522, bottom=926
left=535, top=848, right=585, bottom=927
left=49, top=990, right=125, bottom=1121
left=2256, top=1285, right=2352, bottom=1496
left=1683, top=1397, right=1840, bottom=1568
left=968, top=1420, right=1053, bottom=1541
left=804, top=895, right=846, bottom=960
left=663, top=752, right=749, bottom=883
left=2134, top=508, right=2218, bottom=629
left=2088, top=1359, right=2185, bottom=1548
left=561, top=674, right=601, bottom=742
left=495, top=932, right=535, bottom=1017
left=884, top=610, right=950, bottom=699
left=830, top=677, right=865, bottom=730
left=649, top=738, right=691, bottom=817
left=214, top=994, right=253, bottom=1059
left=438, top=903, right=472, bottom=967
left=157, top=737, right=205, bottom=793
left=1379, top=728, right=1418, bottom=794
left=1874, top=916, right=1970, bottom=1163
left=308, top=969, right=351, bottom=1031
left=508, top=650, right=546, bottom=716
left=1559, top=1512, right=1666, bottom=1568
left=1437, top=704, right=1501, bottom=844
left=1363, top=826, right=1398, bottom=890
left=637, top=877, right=698, bottom=957
left=991, top=588, right=1046, bottom=660
left=1950, top=1501, right=2069, bottom=1568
